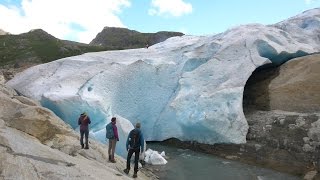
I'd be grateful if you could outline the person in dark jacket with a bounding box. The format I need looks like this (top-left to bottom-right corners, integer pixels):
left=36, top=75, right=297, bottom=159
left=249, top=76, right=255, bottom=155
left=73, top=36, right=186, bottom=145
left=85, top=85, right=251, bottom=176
left=123, top=122, right=144, bottom=178
left=106, top=117, right=119, bottom=163
left=78, top=112, right=91, bottom=149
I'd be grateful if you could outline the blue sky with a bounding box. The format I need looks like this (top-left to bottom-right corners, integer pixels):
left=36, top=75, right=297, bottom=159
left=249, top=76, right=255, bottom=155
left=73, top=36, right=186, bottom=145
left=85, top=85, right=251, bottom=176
left=121, top=0, right=320, bottom=35
left=0, top=0, right=319, bottom=43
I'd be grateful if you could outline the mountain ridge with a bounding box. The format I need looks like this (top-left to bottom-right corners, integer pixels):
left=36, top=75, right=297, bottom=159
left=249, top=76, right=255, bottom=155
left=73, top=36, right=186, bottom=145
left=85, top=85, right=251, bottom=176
left=90, top=26, right=184, bottom=49
left=0, top=27, right=183, bottom=69
left=0, top=29, right=110, bottom=68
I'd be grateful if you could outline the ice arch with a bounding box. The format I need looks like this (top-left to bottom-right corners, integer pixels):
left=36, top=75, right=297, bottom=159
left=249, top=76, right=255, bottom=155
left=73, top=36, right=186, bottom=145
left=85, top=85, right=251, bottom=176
left=7, top=9, right=320, bottom=145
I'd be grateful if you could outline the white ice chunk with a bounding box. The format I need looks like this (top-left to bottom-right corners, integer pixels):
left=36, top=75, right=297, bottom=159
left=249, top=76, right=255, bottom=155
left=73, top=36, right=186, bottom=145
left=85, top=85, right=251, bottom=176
left=160, top=151, right=166, bottom=157
left=144, top=149, right=167, bottom=165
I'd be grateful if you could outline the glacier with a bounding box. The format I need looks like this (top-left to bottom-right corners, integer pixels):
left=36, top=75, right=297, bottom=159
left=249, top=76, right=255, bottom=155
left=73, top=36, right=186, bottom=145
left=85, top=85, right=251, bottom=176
left=7, top=8, right=320, bottom=147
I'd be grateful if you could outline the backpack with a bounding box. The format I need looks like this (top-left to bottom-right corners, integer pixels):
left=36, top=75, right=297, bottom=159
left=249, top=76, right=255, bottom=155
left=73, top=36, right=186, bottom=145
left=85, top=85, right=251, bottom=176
left=128, top=129, right=140, bottom=149
left=106, top=123, right=114, bottom=139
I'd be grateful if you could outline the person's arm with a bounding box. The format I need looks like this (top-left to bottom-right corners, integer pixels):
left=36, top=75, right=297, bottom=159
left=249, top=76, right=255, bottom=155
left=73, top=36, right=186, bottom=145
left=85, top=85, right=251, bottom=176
left=126, top=131, right=130, bottom=151
left=87, top=116, right=91, bottom=124
left=78, top=117, right=81, bottom=125
left=113, top=125, right=119, bottom=141
left=140, top=132, right=144, bottom=152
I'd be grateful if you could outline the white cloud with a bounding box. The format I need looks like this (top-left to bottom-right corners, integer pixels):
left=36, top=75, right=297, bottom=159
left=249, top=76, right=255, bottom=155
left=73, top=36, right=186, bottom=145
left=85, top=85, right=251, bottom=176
left=0, top=0, right=130, bottom=43
left=178, top=27, right=188, bottom=35
left=304, top=0, right=317, bottom=4
left=148, top=0, right=192, bottom=17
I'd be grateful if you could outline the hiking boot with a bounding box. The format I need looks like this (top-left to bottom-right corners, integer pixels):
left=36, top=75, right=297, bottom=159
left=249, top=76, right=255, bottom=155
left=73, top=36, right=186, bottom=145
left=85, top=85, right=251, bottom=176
left=110, top=159, right=116, bottom=163
left=123, top=169, right=129, bottom=174
left=81, top=144, right=84, bottom=149
left=108, top=155, right=111, bottom=161
left=133, top=173, right=137, bottom=178
left=84, top=144, right=89, bottom=149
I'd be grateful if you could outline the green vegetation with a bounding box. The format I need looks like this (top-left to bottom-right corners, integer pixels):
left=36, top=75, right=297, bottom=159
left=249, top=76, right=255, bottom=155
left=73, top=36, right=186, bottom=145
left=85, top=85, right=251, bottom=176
left=0, top=28, right=183, bottom=68
left=0, top=29, right=109, bottom=67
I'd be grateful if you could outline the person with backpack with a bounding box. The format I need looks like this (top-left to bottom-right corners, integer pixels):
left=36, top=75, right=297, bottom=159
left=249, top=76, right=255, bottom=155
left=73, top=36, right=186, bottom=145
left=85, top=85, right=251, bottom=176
left=78, top=112, right=91, bottom=149
left=123, top=122, right=144, bottom=178
left=106, top=117, right=119, bottom=163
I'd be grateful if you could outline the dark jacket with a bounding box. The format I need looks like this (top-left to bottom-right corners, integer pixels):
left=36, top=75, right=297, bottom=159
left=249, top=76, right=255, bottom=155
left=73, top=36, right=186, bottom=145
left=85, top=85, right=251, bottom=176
left=78, top=114, right=91, bottom=131
left=126, top=128, right=144, bottom=151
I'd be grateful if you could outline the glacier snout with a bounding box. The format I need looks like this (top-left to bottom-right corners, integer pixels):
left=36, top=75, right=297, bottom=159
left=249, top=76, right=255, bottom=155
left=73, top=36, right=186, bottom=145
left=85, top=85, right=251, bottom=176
left=7, top=9, right=320, bottom=145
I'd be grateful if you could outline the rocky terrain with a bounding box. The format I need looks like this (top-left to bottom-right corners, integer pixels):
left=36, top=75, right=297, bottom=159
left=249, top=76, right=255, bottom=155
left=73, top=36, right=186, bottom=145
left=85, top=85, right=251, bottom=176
left=0, top=82, right=156, bottom=180
left=90, top=27, right=184, bottom=49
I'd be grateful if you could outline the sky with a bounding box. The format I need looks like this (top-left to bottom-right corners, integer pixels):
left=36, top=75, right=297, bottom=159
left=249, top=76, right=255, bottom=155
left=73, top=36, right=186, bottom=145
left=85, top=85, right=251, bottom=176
left=0, top=0, right=319, bottom=43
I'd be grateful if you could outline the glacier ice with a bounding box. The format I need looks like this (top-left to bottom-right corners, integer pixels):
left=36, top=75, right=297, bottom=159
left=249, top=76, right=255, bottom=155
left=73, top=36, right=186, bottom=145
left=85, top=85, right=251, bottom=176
left=93, top=115, right=133, bottom=158
left=144, top=149, right=168, bottom=165
left=7, top=8, right=320, bottom=148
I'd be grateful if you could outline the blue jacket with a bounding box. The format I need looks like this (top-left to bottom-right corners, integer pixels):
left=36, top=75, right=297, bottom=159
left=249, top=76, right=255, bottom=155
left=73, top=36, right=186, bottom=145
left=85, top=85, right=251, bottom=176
left=126, top=128, right=144, bottom=151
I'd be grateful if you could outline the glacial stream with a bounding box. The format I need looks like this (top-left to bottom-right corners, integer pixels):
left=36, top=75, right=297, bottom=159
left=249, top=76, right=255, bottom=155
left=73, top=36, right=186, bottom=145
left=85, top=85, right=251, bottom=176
left=146, top=143, right=300, bottom=180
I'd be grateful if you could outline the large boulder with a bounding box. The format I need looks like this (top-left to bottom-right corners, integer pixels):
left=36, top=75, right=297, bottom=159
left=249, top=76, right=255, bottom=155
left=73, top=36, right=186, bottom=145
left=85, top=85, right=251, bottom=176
left=268, top=54, right=320, bottom=112
left=0, top=84, right=155, bottom=180
left=244, top=54, right=320, bottom=113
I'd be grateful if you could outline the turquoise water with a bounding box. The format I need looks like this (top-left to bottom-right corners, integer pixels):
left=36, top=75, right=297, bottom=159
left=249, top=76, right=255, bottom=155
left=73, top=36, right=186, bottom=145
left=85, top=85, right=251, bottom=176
left=147, top=143, right=301, bottom=180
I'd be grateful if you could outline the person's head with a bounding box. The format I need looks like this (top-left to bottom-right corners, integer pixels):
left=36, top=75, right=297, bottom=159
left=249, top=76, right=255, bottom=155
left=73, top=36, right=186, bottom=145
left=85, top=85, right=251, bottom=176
left=111, top=117, right=116, bottom=124
left=135, top=122, right=141, bottom=129
left=81, top=112, right=87, bottom=116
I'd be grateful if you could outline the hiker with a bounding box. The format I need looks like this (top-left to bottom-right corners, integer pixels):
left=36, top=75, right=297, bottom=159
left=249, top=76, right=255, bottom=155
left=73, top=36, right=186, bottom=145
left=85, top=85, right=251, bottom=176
left=123, top=122, right=144, bottom=178
left=106, top=117, right=119, bottom=163
left=78, top=112, right=91, bottom=149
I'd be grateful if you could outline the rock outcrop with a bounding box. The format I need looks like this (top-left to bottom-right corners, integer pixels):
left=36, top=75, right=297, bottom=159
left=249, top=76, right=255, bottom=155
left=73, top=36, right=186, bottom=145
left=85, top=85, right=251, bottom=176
left=234, top=54, right=320, bottom=176
left=244, top=54, right=320, bottom=113
left=0, top=29, right=109, bottom=68
left=0, top=84, right=155, bottom=180
left=90, top=27, right=184, bottom=48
